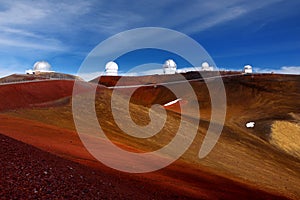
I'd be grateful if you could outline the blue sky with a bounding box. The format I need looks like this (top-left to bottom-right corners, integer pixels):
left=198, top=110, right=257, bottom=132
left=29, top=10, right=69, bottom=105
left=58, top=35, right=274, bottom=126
left=0, top=0, right=299, bottom=79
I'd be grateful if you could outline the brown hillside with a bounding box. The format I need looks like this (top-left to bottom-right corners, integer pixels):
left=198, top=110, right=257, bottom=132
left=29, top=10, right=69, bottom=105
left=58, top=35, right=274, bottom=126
left=0, top=80, right=92, bottom=111
left=0, top=72, right=82, bottom=83
left=0, top=72, right=299, bottom=199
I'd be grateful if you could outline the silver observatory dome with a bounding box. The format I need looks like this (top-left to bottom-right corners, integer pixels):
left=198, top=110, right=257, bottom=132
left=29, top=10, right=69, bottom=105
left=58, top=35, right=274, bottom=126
left=33, top=61, right=52, bottom=72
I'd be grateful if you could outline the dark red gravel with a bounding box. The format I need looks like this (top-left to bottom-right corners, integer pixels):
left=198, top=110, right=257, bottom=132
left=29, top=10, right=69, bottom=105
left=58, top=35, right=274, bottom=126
left=0, top=134, right=193, bottom=200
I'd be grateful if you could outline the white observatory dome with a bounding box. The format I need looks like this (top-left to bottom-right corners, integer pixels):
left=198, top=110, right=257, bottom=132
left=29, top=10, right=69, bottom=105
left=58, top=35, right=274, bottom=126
left=202, top=62, right=209, bottom=68
left=201, top=62, right=213, bottom=71
left=105, top=61, right=118, bottom=76
left=33, top=61, right=52, bottom=72
left=243, top=65, right=253, bottom=74
left=163, top=59, right=177, bottom=74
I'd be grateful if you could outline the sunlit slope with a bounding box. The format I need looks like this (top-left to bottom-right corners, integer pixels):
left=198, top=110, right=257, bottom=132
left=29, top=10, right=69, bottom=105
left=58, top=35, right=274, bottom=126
left=1, top=84, right=273, bottom=199
left=123, top=73, right=300, bottom=156
left=107, top=73, right=300, bottom=198
left=0, top=73, right=82, bottom=83
left=1, top=73, right=299, bottom=198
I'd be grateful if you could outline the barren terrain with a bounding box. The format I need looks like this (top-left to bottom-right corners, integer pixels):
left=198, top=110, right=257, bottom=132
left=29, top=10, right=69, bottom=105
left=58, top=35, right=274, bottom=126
left=0, top=72, right=299, bottom=199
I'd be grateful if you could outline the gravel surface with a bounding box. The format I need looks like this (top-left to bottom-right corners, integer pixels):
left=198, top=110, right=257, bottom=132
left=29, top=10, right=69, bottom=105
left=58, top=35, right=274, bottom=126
left=0, top=134, right=192, bottom=200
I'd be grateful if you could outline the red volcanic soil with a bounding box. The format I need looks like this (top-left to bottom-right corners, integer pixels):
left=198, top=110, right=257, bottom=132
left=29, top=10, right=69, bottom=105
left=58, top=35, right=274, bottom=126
left=1, top=73, right=299, bottom=199
left=0, top=134, right=191, bottom=200
left=0, top=117, right=284, bottom=200
left=0, top=73, right=82, bottom=83
left=0, top=80, right=91, bottom=111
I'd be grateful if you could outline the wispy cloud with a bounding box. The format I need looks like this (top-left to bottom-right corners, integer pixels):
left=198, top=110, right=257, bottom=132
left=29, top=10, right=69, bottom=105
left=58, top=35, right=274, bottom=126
left=0, top=0, right=93, bottom=74
left=0, top=1, right=91, bottom=26
left=71, top=0, right=284, bottom=35
left=0, top=0, right=91, bottom=50
left=0, top=0, right=298, bottom=77
left=0, top=2, right=46, bottom=25
left=0, top=25, right=66, bottom=51
left=167, top=0, right=283, bottom=34
left=0, top=62, right=25, bottom=78
left=0, top=27, right=42, bottom=38
left=77, top=63, right=164, bottom=81
left=176, top=67, right=202, bottom=73
left=0, top=37, right=66, bottom=51
left=0, top=69, right=23, bottom=78
left=0, top=0, right=291, bottom=50
left=257, top=66, right=300, bottom=74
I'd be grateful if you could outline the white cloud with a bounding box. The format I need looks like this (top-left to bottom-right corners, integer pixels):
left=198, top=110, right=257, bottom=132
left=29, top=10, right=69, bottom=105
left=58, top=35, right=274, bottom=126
left=258, top=66, right=300, bottom=74
left=120, top=68, right=164, bottom=76
left=0, top=37, right=66, bottom=51
left=175, top=0, right=283, bottom=34
left=75, top=71, right=105, bottom=81
left=0, top=0, right=298, bottom=77
left=64, top=0, right=284, bottom=36
left=0, top=0, right=288, bottom=52
left=0, top=68, right=23, bottom=79
left=0, top=2, right=46, bottom=25
left=176, top=67, right=202, bottom=73
left=77, top=64, right=164, bottom=81
left=0, top=1, right=91, bottom=51
left=0, top=27, right=42, bottom=38
left=0, top=0, right=289, bottom=47
left=0, top=25, right=66, bottom=51
left=176, top=5, right=247, bottom=33
left=0, top=56, right=35, bottom=78
left=0, top=1, right=91, bottom=26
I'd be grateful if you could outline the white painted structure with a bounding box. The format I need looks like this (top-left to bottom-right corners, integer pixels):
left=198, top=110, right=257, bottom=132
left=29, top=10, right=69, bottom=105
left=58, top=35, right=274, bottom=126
left=163, top=59, right=177, bottom=74
left=246, top=121, right=255, bottom=128
left=105, top=61, right=118, bottom=76
left=243, top=65, right=253, bottom=74
left=201, top=62, right=213, bottom=71
left=26, top=61, right=54, bottom=74
left=25, top=69, right=35, bottom=74
left=163, top=98, right=182, bottom=107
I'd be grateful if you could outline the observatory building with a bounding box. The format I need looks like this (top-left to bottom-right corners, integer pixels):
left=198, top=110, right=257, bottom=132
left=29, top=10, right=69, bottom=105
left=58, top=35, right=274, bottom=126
left=243, top=65, right=253, bottom=74
left=25, top=61, right=54, bottom=74
left=201, top=62, right=214, bottom=71
left=163, top=59, right=177, bottom=74
left=105, top=61, right=118, bottom=76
